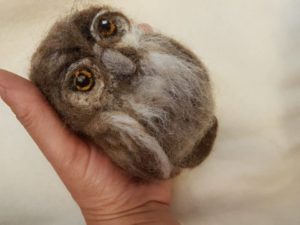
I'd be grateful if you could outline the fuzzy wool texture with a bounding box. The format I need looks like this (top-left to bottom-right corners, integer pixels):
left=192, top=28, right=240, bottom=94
left=29, top=6, right=217, bottom=180
left=0, top=0, right=300, bottom=225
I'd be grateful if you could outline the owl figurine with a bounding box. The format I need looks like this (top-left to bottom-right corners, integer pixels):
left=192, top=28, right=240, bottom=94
left=30, top=6, right=218, bottom=181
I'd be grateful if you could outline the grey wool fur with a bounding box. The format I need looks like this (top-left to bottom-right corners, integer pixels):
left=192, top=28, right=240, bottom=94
left=29, top=6, right=218, bottom=181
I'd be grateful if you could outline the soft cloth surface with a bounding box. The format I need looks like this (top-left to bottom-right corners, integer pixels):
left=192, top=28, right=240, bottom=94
left=0, top=0, right=299, bottom=225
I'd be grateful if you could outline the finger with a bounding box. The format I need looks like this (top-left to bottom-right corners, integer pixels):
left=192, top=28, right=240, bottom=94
left=0, top=69, right=88, bottom=171
left=138, top=23, right=153, bottom=33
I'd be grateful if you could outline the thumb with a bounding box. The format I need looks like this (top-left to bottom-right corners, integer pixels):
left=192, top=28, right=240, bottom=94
left=0, top=69, right=88, bottom=172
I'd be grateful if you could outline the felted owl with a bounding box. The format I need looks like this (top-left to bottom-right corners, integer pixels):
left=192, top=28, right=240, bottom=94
left=30, top=6, right=218, bottom=181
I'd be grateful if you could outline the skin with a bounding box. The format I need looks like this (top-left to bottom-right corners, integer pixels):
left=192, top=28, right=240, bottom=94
left=0, top=22, right=180, bottom=225
left=0, top=69, right=181, bottom=224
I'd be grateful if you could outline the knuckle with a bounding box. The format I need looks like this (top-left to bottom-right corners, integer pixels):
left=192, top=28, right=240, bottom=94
left=16, top=105, right=39, bottom=128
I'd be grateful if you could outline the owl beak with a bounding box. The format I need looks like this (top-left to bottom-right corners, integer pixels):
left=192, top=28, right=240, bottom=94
left=101, top=49, right=137, bottom=76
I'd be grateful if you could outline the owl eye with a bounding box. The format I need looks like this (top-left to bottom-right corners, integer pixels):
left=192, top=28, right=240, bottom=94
left=91, top=11, right=130, bottom=42
left=98, top=18, right=117, bottom=37
left=73, top=69, right=94, bottom=92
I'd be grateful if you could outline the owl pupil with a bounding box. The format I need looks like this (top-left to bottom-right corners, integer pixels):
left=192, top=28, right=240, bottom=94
left=100, top=19, right=111, bottom=31
left=76, top=74, right=90, bottom=87
left=98, top=18, right=117, bottom=37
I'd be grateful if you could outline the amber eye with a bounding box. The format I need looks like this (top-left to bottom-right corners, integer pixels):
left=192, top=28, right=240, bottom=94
left=73, top=69, right=94, bottom=92
left=98, top=18, right=117, bottom=37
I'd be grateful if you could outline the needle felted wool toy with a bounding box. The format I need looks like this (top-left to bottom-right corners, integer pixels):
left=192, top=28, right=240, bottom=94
left=30, top=6, right=218, bottom=181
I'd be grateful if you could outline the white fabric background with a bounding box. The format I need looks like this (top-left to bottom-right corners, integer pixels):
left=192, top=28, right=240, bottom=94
left=0, top=0, right=299, bottom=225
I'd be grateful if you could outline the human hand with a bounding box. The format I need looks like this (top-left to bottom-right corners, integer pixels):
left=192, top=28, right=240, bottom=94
left=0, top=69, right=179, bottom=224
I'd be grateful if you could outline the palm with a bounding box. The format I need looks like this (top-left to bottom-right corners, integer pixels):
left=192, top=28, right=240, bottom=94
left=61, top=138, right=171, bottom=214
